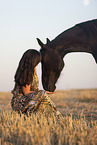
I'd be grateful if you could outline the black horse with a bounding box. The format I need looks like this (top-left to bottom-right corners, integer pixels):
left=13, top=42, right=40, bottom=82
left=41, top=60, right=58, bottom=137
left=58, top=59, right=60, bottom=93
left=37, top=19, right=97, bottom=92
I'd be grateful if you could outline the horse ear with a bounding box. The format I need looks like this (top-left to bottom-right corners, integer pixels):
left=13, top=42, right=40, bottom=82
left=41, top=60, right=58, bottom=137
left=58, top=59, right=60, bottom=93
left=36, top=38, right=44, bottom=48
left=46, top=38, right=50, bottom=44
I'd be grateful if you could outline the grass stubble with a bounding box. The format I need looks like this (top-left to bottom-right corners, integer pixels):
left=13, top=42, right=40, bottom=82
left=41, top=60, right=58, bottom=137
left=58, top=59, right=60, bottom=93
left=0, top=89, right=97, bottom=145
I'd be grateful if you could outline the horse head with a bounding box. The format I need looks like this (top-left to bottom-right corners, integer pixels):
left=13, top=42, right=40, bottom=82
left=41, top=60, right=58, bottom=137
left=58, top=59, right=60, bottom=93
left=37, top=38, right=64, bottom=92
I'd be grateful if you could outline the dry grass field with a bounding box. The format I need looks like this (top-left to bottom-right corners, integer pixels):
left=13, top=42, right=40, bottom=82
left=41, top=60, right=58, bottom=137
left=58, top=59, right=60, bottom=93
left=0, top=89, right=97, bottom=145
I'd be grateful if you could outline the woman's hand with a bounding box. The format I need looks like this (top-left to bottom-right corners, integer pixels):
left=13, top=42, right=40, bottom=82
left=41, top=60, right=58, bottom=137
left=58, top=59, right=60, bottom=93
left=45, top=91, right=56, bottom=94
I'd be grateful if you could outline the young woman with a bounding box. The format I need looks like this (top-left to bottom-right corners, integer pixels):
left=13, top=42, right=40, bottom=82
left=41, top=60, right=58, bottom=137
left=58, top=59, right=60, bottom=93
left=11, top=49, right=60, bottom=115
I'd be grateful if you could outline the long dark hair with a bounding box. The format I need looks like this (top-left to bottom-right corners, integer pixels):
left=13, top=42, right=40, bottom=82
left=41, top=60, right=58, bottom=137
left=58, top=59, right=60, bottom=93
left=14, top=49, right=41, bottom=87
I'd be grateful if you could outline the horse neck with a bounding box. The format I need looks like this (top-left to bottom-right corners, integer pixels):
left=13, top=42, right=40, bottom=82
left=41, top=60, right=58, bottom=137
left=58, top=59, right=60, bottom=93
left=48, top=39, right=93, bottom=58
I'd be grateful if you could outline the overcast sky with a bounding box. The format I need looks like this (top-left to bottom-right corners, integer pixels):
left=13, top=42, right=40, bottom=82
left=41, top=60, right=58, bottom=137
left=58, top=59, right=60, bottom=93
left=0, top=0, right=97, bottom=91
